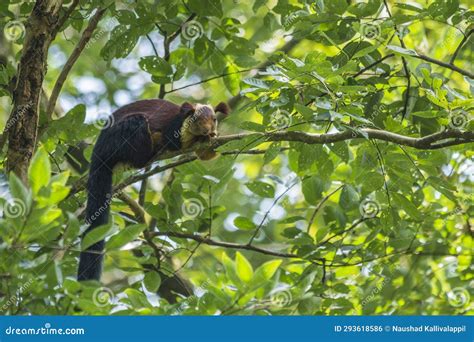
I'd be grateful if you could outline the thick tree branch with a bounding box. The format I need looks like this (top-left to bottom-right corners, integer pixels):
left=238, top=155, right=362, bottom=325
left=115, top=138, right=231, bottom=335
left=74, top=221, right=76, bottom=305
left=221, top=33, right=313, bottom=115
left=157, top=128, right=473, bottom=162
left=68, top=128, right=472, bottom=197
left=6, top=0, right=65, bottom=182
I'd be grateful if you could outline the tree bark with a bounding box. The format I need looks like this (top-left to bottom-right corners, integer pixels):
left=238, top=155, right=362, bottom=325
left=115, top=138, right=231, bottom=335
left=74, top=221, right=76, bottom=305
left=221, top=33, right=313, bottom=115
left=6, top=0, right=64, bottom=183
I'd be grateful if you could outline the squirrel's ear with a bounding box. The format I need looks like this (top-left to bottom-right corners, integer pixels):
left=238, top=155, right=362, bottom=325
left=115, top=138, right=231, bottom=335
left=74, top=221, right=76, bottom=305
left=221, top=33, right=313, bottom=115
left=215, top=102, right=230, bottom=116
left=180, top=102, right=195, bottom=117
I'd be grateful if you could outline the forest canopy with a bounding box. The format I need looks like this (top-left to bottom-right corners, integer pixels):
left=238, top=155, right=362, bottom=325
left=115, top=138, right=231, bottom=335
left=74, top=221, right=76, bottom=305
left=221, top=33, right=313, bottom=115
left=0, top=0, right=472, bottom=315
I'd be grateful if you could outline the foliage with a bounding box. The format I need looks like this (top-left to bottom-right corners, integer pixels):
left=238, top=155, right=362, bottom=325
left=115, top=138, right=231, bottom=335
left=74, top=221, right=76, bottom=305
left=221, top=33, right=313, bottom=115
left=0, top=0, right=472, bottom=315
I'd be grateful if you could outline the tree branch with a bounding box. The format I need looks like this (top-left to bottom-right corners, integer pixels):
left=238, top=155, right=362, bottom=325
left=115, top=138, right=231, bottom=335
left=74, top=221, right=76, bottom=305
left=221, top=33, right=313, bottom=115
left=6, top=0, right=65, bottom=182
left=412, top=53, right=474, bottom=79
left=352, top=53, right=395, bottom=78
left=383, top=0, right=411, bottom=120
left=152, top=231, right=311, bottom=261
left=46, top=7, right=107, bottom=120
left=450, top=28, right=473, bottom=65
left=307, top=184, right=345, bottom=234
left=68, top=128, right=472, bottom=197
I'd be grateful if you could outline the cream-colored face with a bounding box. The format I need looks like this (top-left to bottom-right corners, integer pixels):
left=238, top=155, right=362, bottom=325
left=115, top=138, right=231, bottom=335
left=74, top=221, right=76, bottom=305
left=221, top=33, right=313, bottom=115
left=189, top=104, right=218, bottom=137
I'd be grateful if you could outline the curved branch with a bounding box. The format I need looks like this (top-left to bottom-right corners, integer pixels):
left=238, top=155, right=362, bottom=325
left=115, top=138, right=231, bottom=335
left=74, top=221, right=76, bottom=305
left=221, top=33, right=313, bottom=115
left=47, top=7, right=107, bottom=120
left=152, top=231, right=312, bottom=261
left=450, top=29, right=473, bottom=65
left=412, top=53, right=474, bottom=79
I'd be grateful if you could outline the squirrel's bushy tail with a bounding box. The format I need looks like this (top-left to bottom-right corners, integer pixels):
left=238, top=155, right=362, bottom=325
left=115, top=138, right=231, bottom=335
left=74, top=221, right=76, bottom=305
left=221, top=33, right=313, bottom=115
left=77, top=115, right=153, bottom=281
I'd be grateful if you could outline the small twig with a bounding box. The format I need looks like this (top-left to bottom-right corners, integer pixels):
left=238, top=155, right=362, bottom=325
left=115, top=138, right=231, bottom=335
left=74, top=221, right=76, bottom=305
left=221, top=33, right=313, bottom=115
left=371, top=140, right=391, bottom=206
left=248, top=178, right=302, bottom=245
left=450, top=29, right=473, bottom=65
left=166, top=69, right=255, bottom=94
left=54, top=0, right=81, bottom=34
left=152, top=231, right=318, bottom=262
left=412, top=53, right=474, bottom=79
left=116, top=192, right=146, bottom=223
left=383, top=0, right=411, bottom=120
left=306, top=184, right=344, bottom=234
left=47, top=7, right=107, bottom=120
left=352, top=53, right=395, bottom=78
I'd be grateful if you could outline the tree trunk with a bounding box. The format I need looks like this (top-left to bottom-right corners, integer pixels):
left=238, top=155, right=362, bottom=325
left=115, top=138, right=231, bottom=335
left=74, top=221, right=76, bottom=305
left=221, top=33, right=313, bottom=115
left=6, top=0, right=63, bottom=183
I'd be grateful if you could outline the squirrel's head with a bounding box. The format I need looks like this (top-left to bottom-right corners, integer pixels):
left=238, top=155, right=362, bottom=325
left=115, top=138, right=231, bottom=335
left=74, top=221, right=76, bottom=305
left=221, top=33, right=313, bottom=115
left=180, top=102, right=230, bottom=138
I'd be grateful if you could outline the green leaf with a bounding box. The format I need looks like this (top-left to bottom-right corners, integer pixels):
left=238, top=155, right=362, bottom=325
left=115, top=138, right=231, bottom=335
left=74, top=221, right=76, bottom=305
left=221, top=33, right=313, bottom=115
left=221, top=252, right=240, bottom=285
left=106, top=224, right=147, bottom=250
left=348, top=0, right=381, bottom=17
left=233, top=216, right=256, bottom=230
left=123, top=288, right=151, bottom=308
left=143, top=271, right=161, bottom=293
left=392, top=193, right=422, bottom=220
left=387, top=45, right=417, bottom=56
left=188, top=0, right=223, bottom=17
left=246, top=180, right=275, bottom=198
left=100, top=25, right=140, bottom=60
left=138, top=56, right=173, bottom=78
left=339, top=185, right=360, bottom=211
left=28, top=147, right=51, bottom=195
left=8, top=172, right=30, bottom=210
left=81, top=223, right=114, bottom=251
left=328, top=142, right=349, bottom=162
left=263, top=143, right=281, bottom=164
left=223, top=64, right=240, bottom=95
left=256, top=260, right=282, bottom=280
left=302, top=176, right=325, bottom=204
left=239, top=121, right=266, bottom=132
left=294, top=103, right=315, bottom=120
left=235, top=252, right=253, bottom=283
left=249, top=259, right=282, bottom=290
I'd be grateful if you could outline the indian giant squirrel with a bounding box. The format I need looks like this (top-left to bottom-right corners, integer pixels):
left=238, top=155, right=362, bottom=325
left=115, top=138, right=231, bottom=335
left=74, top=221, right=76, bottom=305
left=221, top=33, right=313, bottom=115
left=77, top=99, right=229, bottom=281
